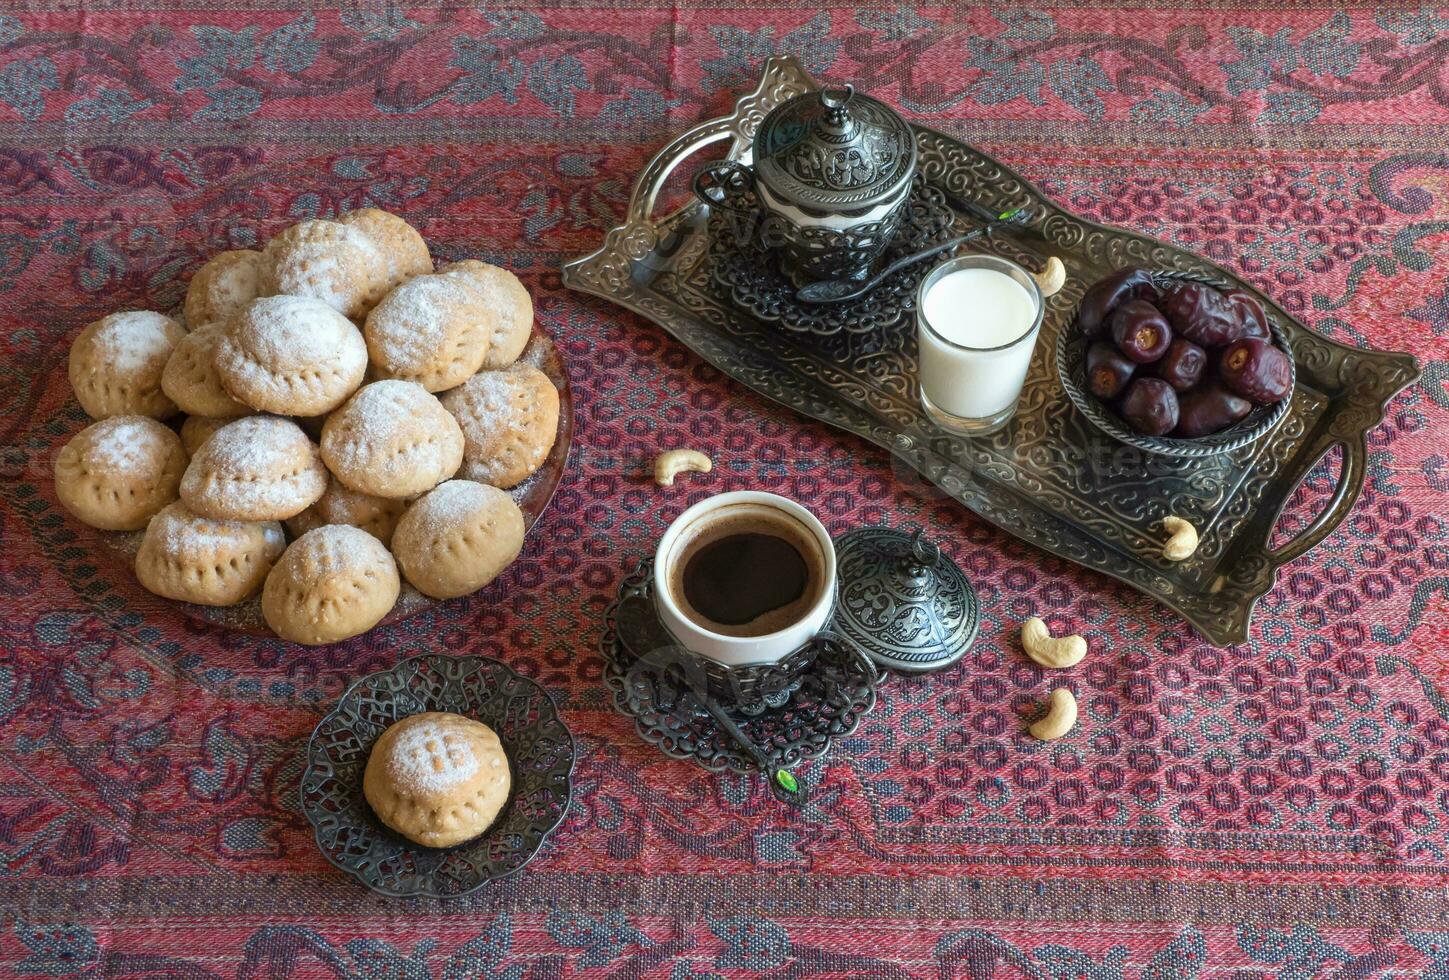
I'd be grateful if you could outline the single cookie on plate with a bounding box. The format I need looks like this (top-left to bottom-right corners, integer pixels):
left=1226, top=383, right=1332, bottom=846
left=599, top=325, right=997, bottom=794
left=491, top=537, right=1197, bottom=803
left=262, top=525, right=400, bottom=645
left=184, top=249, right=266, bottom=327
left=320, top=380, right=464, bottom=499
left=68, top=311, right=186, bottom=420
left=179, top=414, right=243, bottom=457
left=338, top=208, right=431, bottom=294
left=161, top=324, right=251, bottom=418
left=441, top=363, right=559, bottom=489
left=261, top=218, right=391, bottom=318
left=286, top=475, right=405, bottom=547
left=180, top=416, right=327, bottom=521
left=364, top=273, right=495, bottom=392
left=436, top=260, right=533, bottom=369
left=391, top=480, right=525, bottom=599
left=135, top=501, right=286, bottom=606
left=215, top=295, right=367, bottom=416
left=363, top=711, right=511, bottom=848
left=54, top=415, right=186, bottom=530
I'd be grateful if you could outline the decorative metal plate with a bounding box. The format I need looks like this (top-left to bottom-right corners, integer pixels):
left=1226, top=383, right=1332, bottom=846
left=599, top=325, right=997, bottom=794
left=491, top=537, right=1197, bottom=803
left=601, top=560, right=877, bottom=774
left=562, top=56, right=1420, bottom=646
left=300, top=653, right=575, bottom=899
left=92, top=327, right=574, bottom=637
left=1056, top=268, right=1296, bottom=458
left=708, top=177, right=956, bottom=337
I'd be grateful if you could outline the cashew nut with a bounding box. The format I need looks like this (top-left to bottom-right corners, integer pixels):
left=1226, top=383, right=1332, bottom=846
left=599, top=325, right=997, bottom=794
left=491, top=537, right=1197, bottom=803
left=1029, top=687, right=1078, bottom=741
left=1033, top=256, right=1066, bottom=299
left=1020, top=616, right=1086, bottom=669
left=653, top=449, right=712, bottom=487
left=1161, top=515, right=1199, bottom=561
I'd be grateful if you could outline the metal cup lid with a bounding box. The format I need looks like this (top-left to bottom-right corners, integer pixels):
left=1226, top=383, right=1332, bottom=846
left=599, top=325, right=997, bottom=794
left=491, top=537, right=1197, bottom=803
left=832, top=526, right=979, bottom=673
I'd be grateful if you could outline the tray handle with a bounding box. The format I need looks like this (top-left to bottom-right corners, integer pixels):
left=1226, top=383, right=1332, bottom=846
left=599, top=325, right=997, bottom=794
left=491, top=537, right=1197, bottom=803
left=1264, top=433, right=1364, bottom=564
left=626, top=57, right=811, bottom=227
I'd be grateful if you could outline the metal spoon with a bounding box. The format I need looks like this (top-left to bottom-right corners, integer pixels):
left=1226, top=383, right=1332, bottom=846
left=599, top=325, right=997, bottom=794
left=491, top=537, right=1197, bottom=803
left=794, top=207, right=1029, bottom=305
left=614, top=594, right=807, bottom=806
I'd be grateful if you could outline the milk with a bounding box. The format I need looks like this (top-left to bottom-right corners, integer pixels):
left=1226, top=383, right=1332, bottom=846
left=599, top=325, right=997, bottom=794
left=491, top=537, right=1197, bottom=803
left=917, top=265, right=1041, bottom=424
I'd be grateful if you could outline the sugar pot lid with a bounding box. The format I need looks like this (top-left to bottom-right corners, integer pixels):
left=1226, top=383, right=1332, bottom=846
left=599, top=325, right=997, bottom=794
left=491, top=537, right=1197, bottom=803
left=753, top=84, right=917, bottom=214
left=832, top=526, right=979, bottom=674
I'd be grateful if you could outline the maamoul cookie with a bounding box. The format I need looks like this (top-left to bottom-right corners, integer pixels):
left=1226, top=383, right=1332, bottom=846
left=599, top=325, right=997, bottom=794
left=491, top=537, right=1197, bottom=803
left=68, top=311, right=186, bottom=420
left=320, top=380, right=464, bottom=499
left=363, top=273, right=495, bottom=391
left=161, top=324, right=251, bottom=418
left=285, top=476, right=405, bottom=547
left=261, top=525, right=400, bottom=645
left=437, top=260, right=533, bottom=369
left=135, top=502, right=285, bottom=606
left=179, top=415, right=241, bottom=457
left=54, top=416, right=185, bottom=530
left=180, top=416, right=327, bottom=521
left=441, top=363, right=559, bottom=489
left=261, top=218, right=391, bottom=318
left=391, top=480, right=525, bottom=599
left=214, top=295, right=367, bottom=416
left=338, top=208, right=432, bottom=294
left=183, top=249, right=265, bottom=327
left=363, top=711, right=511, bottom=848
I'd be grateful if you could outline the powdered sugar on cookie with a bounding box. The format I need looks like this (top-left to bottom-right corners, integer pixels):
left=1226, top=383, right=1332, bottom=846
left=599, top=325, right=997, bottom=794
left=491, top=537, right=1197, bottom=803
left=386, top=721, right=481, bottom=794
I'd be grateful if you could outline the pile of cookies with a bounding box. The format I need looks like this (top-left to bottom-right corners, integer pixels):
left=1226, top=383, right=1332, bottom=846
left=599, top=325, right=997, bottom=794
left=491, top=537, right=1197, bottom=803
left=55, top=209, right=560, bottom=645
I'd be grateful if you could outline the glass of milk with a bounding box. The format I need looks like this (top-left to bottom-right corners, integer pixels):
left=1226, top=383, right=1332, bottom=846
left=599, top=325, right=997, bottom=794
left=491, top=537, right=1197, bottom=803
left=915, top=254, right=1044, bottom=437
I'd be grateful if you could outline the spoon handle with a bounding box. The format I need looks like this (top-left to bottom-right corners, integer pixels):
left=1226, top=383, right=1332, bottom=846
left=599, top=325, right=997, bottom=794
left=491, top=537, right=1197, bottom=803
left=691, top=690, right=807, bottom=805
left=795, top=206, right=1027, bottom=305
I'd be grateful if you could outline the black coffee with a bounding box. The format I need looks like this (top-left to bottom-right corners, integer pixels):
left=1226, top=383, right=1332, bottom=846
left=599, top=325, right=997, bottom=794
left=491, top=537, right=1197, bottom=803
left=681, top=532, right=808, bottom=627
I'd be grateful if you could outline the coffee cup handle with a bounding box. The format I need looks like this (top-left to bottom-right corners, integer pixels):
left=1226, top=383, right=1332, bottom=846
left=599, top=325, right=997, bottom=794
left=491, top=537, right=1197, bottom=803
left=817, top=628, right=880, bottom=683
left=693, top=161, right=758, bottom=217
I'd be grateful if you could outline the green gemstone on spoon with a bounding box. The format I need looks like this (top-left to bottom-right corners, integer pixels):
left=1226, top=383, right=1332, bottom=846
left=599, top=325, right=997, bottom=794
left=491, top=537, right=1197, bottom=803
left=775, top=770, right=799, bottom=793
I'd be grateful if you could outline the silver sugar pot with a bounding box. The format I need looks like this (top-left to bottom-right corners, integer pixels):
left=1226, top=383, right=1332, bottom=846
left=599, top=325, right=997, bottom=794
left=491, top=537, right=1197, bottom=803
left=693, top=84, right=917, bottom=282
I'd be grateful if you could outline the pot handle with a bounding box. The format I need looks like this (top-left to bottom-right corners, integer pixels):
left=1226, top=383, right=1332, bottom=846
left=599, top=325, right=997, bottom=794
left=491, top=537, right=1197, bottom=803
left=693, top=160, right=758, bottom=217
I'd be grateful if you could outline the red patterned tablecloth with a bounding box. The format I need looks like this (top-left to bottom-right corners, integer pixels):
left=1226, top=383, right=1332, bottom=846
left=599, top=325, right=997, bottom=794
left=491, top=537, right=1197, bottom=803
left=3, top=4, right=1449, bottom=976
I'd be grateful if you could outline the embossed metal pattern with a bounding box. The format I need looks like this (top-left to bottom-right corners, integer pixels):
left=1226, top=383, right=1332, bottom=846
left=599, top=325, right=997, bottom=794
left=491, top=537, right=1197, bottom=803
left=563, top=57, right=1419, bottom=645
left=707, top=177, right=956, bottom=335
left=601, top=560, right=877, bottom=774
left=834, top=527, right=980, bottom=673
left=1056, top=269, right=1296, bottom=458
left=754, top=89, right=917, bottom=210
left=300, top=653, right=575, bottom=899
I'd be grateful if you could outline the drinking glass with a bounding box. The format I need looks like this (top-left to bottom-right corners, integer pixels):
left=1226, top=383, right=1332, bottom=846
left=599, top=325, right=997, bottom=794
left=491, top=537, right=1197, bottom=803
left=915, top=254, right=1045, bottom=437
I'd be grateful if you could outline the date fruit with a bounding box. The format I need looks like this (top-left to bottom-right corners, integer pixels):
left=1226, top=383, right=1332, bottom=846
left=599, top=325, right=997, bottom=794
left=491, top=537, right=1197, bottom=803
left=1224, top=289, right=1270, bottom=340
left=1086, top=342, right=1135, bottom=399
left=1151, top=338, right=1207, bottom=392
left=1109, top=300, right=1173, bottom=363
left=1174, top=382, right=1252, bottom=438
left=1119, top=377, right=1180, bottom=436
left=1075, top=267, right=1159, bottom=338
left=1158, top=282, right=1242, bottom=347
left=1219, top=337, right=1292, bottom=404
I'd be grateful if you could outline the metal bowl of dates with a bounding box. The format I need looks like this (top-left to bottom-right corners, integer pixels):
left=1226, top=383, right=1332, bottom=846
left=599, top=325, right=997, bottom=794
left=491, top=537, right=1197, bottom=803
left=1056, top=269, right=1295, bottom=458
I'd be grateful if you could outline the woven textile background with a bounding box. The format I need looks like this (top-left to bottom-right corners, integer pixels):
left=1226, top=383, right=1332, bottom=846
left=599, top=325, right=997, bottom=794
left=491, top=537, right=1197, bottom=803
left=3, top=3, right=1449, bottom=976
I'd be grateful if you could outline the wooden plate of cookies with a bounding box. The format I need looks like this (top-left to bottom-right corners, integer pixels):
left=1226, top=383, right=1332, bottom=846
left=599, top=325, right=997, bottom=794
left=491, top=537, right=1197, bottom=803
left=55, top=209, right=572, bottom=643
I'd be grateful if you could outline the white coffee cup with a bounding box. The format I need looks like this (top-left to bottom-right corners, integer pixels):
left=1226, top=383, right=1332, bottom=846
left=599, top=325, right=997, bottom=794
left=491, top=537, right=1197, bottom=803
left=653, top=491, right=837, bottom=667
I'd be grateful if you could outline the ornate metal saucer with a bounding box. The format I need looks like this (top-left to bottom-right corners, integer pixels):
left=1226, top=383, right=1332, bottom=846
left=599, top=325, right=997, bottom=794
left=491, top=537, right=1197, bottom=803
left=601, top=560, right=877, bottom=778
left=300, top=653, right=574, bottom=899
left=706, top=176, right=956, bottom=337
left=834, top=527, right=980, bottom=673
left=563, top=56, right=1420, bottom=645
left=1057, top=269, right=1296, bottom=458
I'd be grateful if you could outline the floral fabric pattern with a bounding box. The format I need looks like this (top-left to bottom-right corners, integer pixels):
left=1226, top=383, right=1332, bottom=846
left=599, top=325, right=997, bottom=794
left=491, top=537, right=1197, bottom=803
left=2, top=3, right=1449, bottom=976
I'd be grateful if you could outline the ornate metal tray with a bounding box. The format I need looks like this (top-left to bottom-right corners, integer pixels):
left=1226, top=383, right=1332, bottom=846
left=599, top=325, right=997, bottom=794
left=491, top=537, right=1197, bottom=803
left=563, top=56, right=1420, bottom=646
left=600, top=559, right=877, bottom=775
left=301, top=653, right=575, bottom=899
